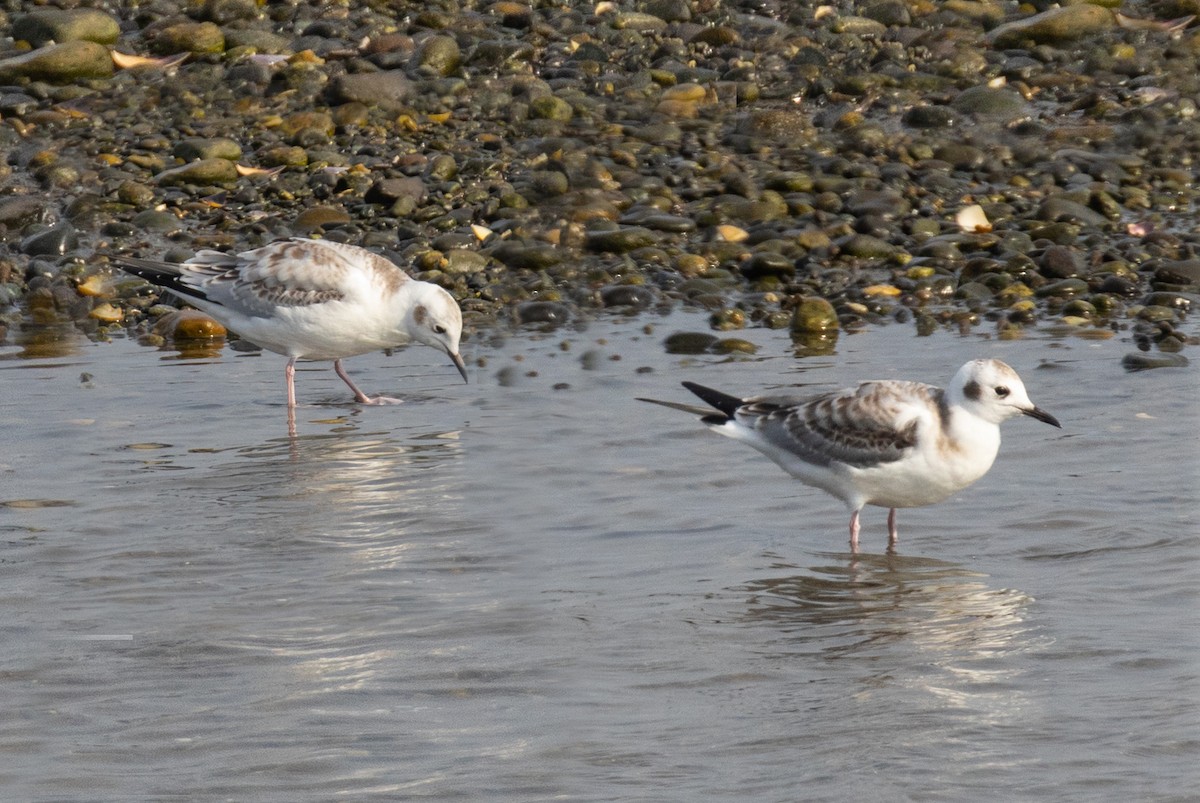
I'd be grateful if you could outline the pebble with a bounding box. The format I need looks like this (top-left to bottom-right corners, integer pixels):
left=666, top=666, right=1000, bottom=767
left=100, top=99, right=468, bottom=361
left=12, top=9, right=120, bottom=46
left=663, top=332, right=718, bottom=354
left=88, top=302, right=123, bottom=323
left=148, top=21, right=225, bottom=55
left=155, top=158, right=240, bottom=186
left=1121, top=352, right=1188, bottom=371
left=20, top=225, right=78, bottom=257
left=987, top=5, right=1115, bottom=48
left=153, top=309, right=227, bottom=340
left=600, top=285, right=655, bottom=309
left=712, top=338, right=757, bottom=355
left=791, top=298, right=839, bottom=333
left=516, top=301, right=571, bottom=326
left=0, top=41, right=113, bottom=82
left=331, top=71, right=414, bottom=107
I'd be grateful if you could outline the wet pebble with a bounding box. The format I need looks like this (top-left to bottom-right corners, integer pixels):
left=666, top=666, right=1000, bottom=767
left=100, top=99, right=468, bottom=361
left=1039, top=245, right=1083, bottom=279
left=147, top=21, right=225, bottom=55
left=987, top=5, right=1115, bottom=48
left=332, top=71, right=414, bottom=107
left=740, top=252, right=795, bottom=280
left=1153, top=260, right=1200, bottom=288
left=0, top=41, right=113, bottom=82
left=174, top=138, right=242, bottom=162
left=663, top=331, right=718, bottom=354
left=791, top=297, right=839, bottom=333
left=600, top=285, right=655, bottom=309
left=155, top=158, right=240, bottom=187
left=1037, top=198, right=1109, bottom=227
left=1036, top=279, right=1089, bottom=299
left=153, top=309, right=227, bottom=340
left=712, top=338, right=757, bottom=355
left=950, top=86, right=1028, bottom=121
left=585, top=227, right=658, bottom=254
left=0, top=197, right=46, bottom=228
left=516, top=301, right=571, bottom=326
left=1121, top=352, right=1188, bottom=371
left=20, top=224, right=78, bottom=257
left=12, top=8, right=120, bottom=46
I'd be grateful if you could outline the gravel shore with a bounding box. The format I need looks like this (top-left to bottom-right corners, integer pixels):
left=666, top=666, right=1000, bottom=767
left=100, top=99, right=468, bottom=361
left=0, top=0, right=1195, bottom=365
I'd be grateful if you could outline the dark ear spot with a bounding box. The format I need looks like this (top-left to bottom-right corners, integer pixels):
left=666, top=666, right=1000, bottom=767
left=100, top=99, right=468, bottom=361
left=413, top=304, right=427, bottom=324
left=963, top=380, right=981, bottom=401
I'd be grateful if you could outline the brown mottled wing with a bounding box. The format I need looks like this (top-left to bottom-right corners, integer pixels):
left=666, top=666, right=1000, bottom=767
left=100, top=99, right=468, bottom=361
left=742, top=381, right=942, bottom=469
left=179, top=238, right=407, bottom=317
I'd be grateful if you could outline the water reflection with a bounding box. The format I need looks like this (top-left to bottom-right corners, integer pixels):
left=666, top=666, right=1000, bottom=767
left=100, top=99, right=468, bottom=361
left=743, top=551, right=1033, bottom=658
left=740, top=551, right=1037, bottom=722
left=174, top=423, right=476, bottom=691
left=8, top=321, right=81, bottom=359
left=211, top=425, right=467, bottom=541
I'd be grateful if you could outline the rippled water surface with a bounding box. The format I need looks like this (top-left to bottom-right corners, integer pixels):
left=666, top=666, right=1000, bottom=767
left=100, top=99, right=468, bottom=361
left=2, top=311, right=1197, bottom=800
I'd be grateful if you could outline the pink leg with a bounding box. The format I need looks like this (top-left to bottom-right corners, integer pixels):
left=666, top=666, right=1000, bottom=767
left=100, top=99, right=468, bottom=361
left=285, top=358, right=297, bottom=408
left=848, top=509, right=861, bottom=553
left=333, top=359, right=405, bottom=405
left=334, top=358, right=374, bottom=404
left=887, top=508, right=899, bottom=551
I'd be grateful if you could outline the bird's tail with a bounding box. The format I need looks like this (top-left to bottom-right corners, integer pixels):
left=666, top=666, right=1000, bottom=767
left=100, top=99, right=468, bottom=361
left=108, top=255, right=205, bottom=302
left=681, top=381, right=743, bottom=419
left=637, top=381, right=744, bottom=425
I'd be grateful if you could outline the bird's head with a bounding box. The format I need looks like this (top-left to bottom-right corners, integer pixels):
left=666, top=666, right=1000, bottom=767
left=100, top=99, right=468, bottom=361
left=950, top=359, right=1060, bottom=428
left=407, top=283, right=467, bottom=383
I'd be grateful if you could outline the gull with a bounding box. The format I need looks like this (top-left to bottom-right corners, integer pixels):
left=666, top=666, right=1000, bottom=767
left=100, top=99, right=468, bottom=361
left=642, top=359, right=1061, bottom=552
left=112, top=238, right=467, bottom=407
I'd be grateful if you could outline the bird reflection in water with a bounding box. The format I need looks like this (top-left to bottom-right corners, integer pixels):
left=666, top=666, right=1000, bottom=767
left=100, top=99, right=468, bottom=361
left=742, top=552, right=1033, bottom=657
left=740, top=551, right=1039, bottom=721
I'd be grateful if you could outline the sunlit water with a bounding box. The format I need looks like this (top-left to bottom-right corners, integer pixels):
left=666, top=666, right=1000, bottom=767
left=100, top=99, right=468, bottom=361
left=1, top=309, right=1196, bottom=800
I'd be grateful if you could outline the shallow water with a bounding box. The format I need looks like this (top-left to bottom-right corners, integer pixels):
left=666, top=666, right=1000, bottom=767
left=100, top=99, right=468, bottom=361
left=2, top=310, right=1197, bottom=800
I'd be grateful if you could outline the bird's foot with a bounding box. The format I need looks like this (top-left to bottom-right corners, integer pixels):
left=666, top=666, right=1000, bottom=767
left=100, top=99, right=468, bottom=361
left=359, top=394, right=404, bottom=406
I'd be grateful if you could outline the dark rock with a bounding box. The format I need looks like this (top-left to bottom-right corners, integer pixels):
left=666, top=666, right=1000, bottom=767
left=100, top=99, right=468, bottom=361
left=585, top=227, right=657, bottom=253
left=12, top=9, right=120, bottom=47
left=0, top=41, right=113, bottom=82
left=331, top=71, right=414, bottom=108
left=903, top=105, right=958, bottom=129
left=741, top=252, right=795, bottom=280
left=1039, top=245, right=1083, bottom=279
left=600, top=284, right=655, bottom=308
left=1037, top=198, right=1108, bottom=227
left=20, top=224, right=78, bottom=256
left=951, top=86, right=1029, bottom=121
left=1154, top=260, right=1200, bottom=287
left=988, top=5, right=1114, bottom=47
left=516, top=301, right=571, bottom=326
left=148, top=21, right=225, bottom=55
left=1121, top=352, right=1188, bottom=371
left=174, top=138, right=242, bottom=162
left=366, top=177, right=427, bottom=205
left=0, top=197, right=47, bottom=229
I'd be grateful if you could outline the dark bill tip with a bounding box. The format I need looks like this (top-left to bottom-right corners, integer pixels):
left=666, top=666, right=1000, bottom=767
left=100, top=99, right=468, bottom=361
left=1023, top=405, right=1061, bottom=428
left=451, top=352, right=468, bottom=384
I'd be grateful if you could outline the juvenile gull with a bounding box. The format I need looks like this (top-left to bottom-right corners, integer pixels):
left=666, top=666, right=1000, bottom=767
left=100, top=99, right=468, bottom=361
left=643, top=359, right=1060, bottom=551
left=112, top=238, right=468, bottom=406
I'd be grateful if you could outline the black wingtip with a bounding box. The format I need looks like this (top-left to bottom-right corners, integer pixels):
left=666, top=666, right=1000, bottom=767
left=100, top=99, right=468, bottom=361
left=108, top=255, right=205, bottom=302
left=681, top=381, right=743, bottom=419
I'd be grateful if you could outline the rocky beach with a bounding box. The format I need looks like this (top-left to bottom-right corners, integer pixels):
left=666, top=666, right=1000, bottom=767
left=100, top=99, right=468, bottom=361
left=0, top=0, right=1196, bottom=367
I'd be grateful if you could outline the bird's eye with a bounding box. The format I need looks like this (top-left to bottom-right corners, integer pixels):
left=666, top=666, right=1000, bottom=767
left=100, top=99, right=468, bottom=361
left=994, top=386, right=1010, bottom=398
left=433, top=324, right=446, bottom=335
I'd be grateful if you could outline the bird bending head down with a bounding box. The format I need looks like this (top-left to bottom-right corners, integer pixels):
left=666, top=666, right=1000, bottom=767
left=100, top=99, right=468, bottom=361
left=111, top=237, right=468, bottom=407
